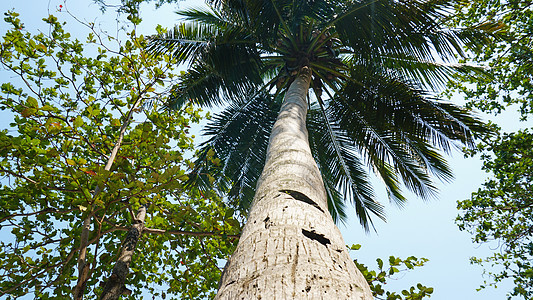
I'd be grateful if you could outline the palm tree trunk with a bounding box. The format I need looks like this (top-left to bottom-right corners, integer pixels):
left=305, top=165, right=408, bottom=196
left=216, top=67, right=372, bottom=299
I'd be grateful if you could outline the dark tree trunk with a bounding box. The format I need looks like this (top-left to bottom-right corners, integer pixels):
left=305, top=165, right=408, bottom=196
left=72, top=97, right=143, bottom=299
left=73, top=216, right=92, bottom=300
left=99, top=205, right=146, bottom=300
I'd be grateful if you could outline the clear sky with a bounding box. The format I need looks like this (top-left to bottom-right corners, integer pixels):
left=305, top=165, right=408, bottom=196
left=0, top=0, right=529, bottom=299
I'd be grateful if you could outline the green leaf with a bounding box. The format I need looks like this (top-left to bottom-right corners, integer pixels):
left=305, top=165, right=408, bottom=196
left=350, top=244, right=362, bottom=251
left=224, top=208, right=234, bottom=219
left=110, top=118, right=121, bottom=127
left=74, top=115, right=84, bottom=128
left=26, top=96, right=38, bottom=108
left=206, top=148, right=215, bottom=158
left=376, top=258, right=383, bottom=269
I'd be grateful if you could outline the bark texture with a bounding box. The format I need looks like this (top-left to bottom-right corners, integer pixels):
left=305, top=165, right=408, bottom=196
left=216, top=68, right=372, bottom=299
left=99, top=206, right=146, bottom=300
left=73, top=216, right=92, bottom=300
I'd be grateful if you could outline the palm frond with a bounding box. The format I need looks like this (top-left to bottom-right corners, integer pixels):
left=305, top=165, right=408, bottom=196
left=375, top=53, right=491, bottom=90
left=191, top=92, right=281, bottom=210
left=147, top=22, right=217, bottom=62
left=166, top=62, right=228, bottom=108
left=308, top=104, right=385, bottom=230
left=150, top=21, right=264, bottom=108
left=326, top=68, right=464, bottom=201
left=331, top=0, right=487, bottom=64
left=215, top=0, right=285, bottom=42
left=177, top=7, right=229, bottom=27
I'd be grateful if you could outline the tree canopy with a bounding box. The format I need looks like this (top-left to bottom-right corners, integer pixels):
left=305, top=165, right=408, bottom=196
left=449, top=0, right=533, bottom=298
left=449, top=0, right=531, bottom=117
left=457, top=131, right=533, bottom=299
left=148, top=0, right=492, bottom=230
left=0, top=10, right=239, bottom=299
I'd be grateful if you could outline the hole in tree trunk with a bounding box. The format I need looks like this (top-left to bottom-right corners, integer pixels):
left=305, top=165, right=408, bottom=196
left=301, top=229, right=330, bottom=246
left=280, top=189, right=324, bottom=213
left=264, top=216, right=272, bottom=229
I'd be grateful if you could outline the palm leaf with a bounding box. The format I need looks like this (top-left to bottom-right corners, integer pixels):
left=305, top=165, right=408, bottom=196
left=150, top=0, right=493, bottom=229
left=191, top=92, right=280, bottom=210
left=147, top=21, right=216, bottom=62
left=150, top=25, right=263, bottom=108
left=331, top=0, right=491, bottom=64
left=328, top=68, right=454, bottom=200
left=308, top=105, right=385, bottom=230
left=375, top=53, right=491, bottom=90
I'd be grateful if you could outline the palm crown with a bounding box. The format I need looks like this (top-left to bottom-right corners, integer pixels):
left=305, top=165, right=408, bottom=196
left=149, top=0, right=489, bottom=229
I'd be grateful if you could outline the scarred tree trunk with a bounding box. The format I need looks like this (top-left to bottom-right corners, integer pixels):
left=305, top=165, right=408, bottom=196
left=216, top=67, right=372, bottom=299
left=99, top=205, right=147, bottom=300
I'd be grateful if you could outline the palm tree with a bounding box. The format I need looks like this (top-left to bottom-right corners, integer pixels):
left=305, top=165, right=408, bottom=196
left=149, top=0, right=490, bottom=298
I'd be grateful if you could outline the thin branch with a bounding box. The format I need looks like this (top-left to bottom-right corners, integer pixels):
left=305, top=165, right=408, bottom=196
left=0, top=207, right=77, bottom=223
left=0, top=168, right=38, bottom=184
left=142, top=227, right=240, bottom=239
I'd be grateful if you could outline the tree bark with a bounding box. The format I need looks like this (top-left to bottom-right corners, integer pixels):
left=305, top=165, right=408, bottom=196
left=215, top=67, right=372, bottom=299
left=72, top=216, right=92, bottom=300
left=99, top=205, right=147, bottom=300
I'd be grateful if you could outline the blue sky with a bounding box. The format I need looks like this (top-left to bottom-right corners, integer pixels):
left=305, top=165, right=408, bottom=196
left=0, top=0, right=529, bottom=299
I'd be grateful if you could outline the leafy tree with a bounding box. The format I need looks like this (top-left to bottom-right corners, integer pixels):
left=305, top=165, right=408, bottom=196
left=148, top=0, right=491, bottom=298
left=92, top=0, right=185, bottom=25
left=457, top=130, right=533, bottom=299
left=0, top=10, right=239, bottom=300
left=448, top=0, right=533, bottom=298
left=448, top=0, right=530, bottom=117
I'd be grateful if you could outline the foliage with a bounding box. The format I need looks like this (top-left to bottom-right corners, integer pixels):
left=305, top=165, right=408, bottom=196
left=148, top=0, right=491, bottom=230
left=91, top=0, right=184, bottom=25
left=351, top=244, right=433, bottom=300
left=448, top=0, right=533, bottom=298
left=0, top=10, right=239, bottom=299
left=457, top=130, right=533, bottom=299
left=447, top=0, right=530, bottom=117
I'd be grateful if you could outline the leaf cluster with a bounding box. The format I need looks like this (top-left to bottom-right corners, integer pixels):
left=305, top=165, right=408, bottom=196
left=447, top=0, right=533, bottom=118
left=457, top=130, right=533, bottom=299
left=351, top=244, right=434, bottom=300
left=0, top=11, right=239, bottom=299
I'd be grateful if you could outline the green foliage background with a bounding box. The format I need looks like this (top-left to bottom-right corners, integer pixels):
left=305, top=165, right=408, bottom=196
left=0, top=10, right=239, bottom=299
left=449, top=0, right=533, bottom=298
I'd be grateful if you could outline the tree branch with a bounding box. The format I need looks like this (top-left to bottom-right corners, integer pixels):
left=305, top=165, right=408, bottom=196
left=0, top=207, right=77, bottom=223
left=143, top=227, right=240, bottom=239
